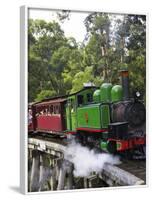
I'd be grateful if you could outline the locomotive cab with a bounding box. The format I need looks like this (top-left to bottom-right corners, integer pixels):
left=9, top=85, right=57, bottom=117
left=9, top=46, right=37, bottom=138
left=65, top=86, right=97, bottom=133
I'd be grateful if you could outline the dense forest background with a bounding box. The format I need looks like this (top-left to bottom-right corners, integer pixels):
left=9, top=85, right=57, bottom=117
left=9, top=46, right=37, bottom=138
left=28, top=12, right=146, bottom=102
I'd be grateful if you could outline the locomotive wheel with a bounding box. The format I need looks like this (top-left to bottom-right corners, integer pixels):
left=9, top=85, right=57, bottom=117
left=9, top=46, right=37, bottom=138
left=132, top=145, right=146, bottom=160
left=75, top=132, right=87, bottom=146
left=120, top=145, right=146, bottom=160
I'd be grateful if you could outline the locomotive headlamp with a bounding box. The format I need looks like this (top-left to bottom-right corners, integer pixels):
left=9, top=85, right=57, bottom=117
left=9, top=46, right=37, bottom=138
left=136, top=91, right=141, bottom=97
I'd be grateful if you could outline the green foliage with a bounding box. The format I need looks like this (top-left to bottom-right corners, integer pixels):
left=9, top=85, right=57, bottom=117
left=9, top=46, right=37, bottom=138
left=35, top=90, right=57, bottom=102
left=28, top=13, right=146, bottom=103
left=71, top=66, right=94, bottom=93
left=56, top=10, right=71, bottom=23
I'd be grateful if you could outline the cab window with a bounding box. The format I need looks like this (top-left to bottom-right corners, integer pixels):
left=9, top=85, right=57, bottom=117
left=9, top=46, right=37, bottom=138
left=77, top=95, right=84, bottom=106
left=87, top=93, right=93, bottom=103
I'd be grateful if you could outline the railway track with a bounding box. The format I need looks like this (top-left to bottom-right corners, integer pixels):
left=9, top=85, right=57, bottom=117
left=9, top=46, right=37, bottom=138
left=118, top=160, right=146, bottom=182
left=28, top=134, right=146, bottom=191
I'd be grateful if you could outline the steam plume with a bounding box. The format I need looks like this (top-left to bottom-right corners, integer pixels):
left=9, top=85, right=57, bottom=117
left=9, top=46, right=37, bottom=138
left=65, top=141, right=121, bottom=177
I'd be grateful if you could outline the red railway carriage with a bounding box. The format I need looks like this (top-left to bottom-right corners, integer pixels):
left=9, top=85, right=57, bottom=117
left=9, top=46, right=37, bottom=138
left=33, top=98, right=67, bottom=133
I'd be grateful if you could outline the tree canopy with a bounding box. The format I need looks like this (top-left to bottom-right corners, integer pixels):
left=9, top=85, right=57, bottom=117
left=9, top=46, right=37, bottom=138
left=28, top=12, right=146, bottom=102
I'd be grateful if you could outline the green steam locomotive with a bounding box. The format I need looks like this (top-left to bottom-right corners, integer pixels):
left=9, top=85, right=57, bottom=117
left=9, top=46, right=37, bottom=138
left=29, top=69, right=146, bottom=156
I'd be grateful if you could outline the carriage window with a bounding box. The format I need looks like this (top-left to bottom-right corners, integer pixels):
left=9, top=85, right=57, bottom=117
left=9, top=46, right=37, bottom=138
left=54, top=105, right=56, bottom=114
left=50, top=105, right=53, bottom=114
left=77, top=95, right=84, bottom=106
left=40, top=107, right=44, bottom=115
left=56, top=105, right=59, bottom=114
left=58, top=105, right=61, bottom=113
left=87, top=93, right=93, bottom=102
left=54, top=105, right=60, bottom=114
left=44, top=108, right=48, bottom=114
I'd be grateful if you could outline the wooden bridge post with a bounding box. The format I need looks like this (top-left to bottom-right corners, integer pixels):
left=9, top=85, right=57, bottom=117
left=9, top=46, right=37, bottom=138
left=84, top=178, right=88, bottom=188
left=47, top=158, right=58, bottom=190
left=57, top=160, right=74, bottom=190
left=49, top=166, right=58, bottom=190
left=29, top=150, right=40, bottom=192
left=57, top=160, right=67, bottom=190
left=38, top=153, right=52, bottom=191
left=66, top=161, right=74, bottom=190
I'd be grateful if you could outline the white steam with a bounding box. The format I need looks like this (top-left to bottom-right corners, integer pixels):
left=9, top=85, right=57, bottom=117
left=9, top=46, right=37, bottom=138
left=65, top=141, right=121, bottom=177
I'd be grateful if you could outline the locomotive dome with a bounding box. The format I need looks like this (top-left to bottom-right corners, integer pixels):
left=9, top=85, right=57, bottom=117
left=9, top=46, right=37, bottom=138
left=111, top=85, right=123, bottom=102
left=100, top=83, right=112, bottom=102
left=93, top=89, right=101, bottom=103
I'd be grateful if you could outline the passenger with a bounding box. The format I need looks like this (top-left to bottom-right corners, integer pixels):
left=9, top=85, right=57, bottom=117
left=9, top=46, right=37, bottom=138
left=40, top=110, right=44, bottom=115
left=45, top=108, right=48, bottom=115
left=36, top=112, right=39, bottom=117
left=43, top=109, right=47, bottom=115
left=47, top=110, right=51, bottom=116
left=28, top=110, right=32, bottom=125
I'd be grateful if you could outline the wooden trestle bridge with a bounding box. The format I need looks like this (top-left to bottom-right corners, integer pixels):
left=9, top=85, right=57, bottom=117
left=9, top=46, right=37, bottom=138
left=28, top=135, right=146, bottom=192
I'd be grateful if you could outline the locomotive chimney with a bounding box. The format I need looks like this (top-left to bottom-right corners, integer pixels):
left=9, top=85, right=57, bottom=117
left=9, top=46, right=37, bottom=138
left=120, top=69, right=129, bottom=100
